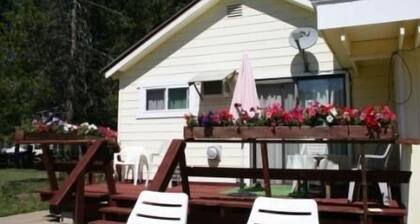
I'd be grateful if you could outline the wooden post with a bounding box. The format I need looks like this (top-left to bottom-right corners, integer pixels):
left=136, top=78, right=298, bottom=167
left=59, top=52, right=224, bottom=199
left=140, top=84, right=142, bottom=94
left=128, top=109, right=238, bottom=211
left=360, top=143, right=368, bottom=224
left=178, top=148, right=190, bottom=198
left=41, top=144, right=59, bottom=191
left=50, top=140, right=104, bottom=206
left=252, top=142, right=257, bottom=184
left=148, top=140, right=186, bottom=192
left=103, top=159, right=117, bottom=195
left=74, top=172, right=85, bottom=224
left=260, top=143, right=271, bottom=197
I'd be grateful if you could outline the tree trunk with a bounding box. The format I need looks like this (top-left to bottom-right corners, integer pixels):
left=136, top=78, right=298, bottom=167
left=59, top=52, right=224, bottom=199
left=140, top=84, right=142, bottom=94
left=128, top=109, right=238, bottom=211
left=66, top=0, right=77, bottom=122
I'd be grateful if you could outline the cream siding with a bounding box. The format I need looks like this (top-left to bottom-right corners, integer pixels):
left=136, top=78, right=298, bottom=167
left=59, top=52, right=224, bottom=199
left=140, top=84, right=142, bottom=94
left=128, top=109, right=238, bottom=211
left=117, top=0, right=339, bottom=180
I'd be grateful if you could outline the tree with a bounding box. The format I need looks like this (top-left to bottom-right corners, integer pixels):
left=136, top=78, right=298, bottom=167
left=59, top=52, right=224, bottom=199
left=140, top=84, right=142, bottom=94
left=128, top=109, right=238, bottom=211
left=0, top=0, right=193, bottom=135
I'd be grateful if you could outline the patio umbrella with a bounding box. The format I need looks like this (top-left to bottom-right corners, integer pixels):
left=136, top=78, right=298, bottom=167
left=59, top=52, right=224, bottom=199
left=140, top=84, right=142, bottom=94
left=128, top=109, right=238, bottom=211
left=229, top=53, right=260, bottom=118
left=229, top=53, right=260, bottom=193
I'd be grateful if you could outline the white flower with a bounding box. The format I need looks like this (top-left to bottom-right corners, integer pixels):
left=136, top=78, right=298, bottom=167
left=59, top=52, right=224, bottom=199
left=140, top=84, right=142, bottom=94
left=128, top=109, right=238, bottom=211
left=63, top=124, right=69, bottom=133
left=329, top=108, right=338, bottom=117
left=88, top=124, right=98, bottom=130
left=326, top=115, right=334, bottom=123
left=80, top=122, right=89, bottom=127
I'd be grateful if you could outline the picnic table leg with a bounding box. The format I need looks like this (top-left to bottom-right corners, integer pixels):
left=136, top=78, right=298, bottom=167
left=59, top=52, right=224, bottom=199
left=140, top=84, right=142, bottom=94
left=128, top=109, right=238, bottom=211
left=260, top=143, right=271, bottom=197
left=75, top=172, right=85, bottom=224
left=360, top=143, right=368, bottom=224
left=41, top=144, right=59, bottom=191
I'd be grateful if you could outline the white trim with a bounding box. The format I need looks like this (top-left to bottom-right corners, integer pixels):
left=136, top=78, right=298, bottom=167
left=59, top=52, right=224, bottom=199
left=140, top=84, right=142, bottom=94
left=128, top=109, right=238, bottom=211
left=415, top=25, right=420, bottom=48
left=317, top=0, right=420, bottom=30
left=286, top=0, right=314, bottom=11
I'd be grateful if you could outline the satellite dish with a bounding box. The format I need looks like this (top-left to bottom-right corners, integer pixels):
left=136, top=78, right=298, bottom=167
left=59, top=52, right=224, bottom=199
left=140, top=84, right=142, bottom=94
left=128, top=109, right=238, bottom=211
left=289, top=27, right=318, bottom=50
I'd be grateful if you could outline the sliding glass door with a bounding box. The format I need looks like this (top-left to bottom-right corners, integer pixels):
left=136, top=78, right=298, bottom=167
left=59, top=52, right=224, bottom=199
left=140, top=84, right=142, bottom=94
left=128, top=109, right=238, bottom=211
left=254, top=75, right=349, bottom=177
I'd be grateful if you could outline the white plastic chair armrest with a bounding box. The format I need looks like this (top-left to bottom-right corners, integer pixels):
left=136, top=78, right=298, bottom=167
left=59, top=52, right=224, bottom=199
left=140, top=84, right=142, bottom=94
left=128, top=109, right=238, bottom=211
left=365, top=154, right=387, bottom=159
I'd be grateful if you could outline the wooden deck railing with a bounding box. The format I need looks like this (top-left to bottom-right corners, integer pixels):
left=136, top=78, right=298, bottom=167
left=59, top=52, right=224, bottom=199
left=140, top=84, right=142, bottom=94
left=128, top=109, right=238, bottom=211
left=150, top=137, right=412, bottom=224
left=15, top=137, right=117, bottom=224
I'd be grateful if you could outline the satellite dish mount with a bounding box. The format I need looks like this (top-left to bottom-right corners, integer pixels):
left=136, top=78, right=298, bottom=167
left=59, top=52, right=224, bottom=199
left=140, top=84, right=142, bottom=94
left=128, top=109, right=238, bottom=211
left=289, top=28, right=318, bottom=73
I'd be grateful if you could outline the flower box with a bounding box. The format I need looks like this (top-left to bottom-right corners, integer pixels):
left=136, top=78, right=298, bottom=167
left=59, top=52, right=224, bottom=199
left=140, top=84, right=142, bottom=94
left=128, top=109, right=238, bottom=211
left=14, top=129, right=100, bottom=141
left=183, top=126, right=396, bottom=140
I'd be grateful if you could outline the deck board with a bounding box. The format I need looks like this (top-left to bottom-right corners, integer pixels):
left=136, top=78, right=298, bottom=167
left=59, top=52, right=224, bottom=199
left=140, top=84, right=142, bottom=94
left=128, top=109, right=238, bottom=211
left=40, top=181, right=406, bottom=223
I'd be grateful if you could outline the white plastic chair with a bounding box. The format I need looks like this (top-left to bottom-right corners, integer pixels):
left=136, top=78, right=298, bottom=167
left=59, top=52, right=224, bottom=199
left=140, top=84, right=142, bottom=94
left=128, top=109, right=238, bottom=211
left=300, top=143, right=329, bottom=156
left=127, top=191, right=189, bottom=224
left=114, top=146, right=150, bottom=186
left=247, top=197, right=319, bottom=224
left=348, top=144, right=392, bottom=205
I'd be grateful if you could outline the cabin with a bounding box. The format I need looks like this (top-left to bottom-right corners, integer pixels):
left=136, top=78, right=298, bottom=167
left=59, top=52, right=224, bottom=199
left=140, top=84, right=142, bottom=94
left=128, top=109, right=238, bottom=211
left=104, top=0, right=343, bottom=181
left=100, top=0, right=420, bottom=223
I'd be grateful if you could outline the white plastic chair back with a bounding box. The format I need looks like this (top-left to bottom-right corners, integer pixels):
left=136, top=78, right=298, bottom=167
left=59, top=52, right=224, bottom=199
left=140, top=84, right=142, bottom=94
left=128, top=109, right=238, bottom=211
left=127, top=191, right=189, bottom=224
left=286, top=155, right=316, bottom=169
left=300, top=144, right=328, bottom=156
left=114, top=146, right=149, bottom=185
left=247, top=197, right=319, bottom=224
left=124, top=146, right=144, bottom=162
left=318, top=158, right=339, bottom=170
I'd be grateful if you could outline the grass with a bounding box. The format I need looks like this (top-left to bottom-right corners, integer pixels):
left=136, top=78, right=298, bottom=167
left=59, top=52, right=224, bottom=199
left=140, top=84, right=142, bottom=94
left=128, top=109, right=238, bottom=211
left=0, top=169, right=50, bottom=217
left=224, top=184, right=294, bottom=197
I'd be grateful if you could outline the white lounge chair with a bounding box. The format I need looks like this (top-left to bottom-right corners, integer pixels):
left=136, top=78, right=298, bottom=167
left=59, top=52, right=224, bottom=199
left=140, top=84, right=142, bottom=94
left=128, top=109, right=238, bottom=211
left=247, top=197, right=319, bottom=224
left=127, top=191, right=189, bottom=224
left=348, top=144, right=393, bottom=205
left=114, top=146, right=150, bottom=186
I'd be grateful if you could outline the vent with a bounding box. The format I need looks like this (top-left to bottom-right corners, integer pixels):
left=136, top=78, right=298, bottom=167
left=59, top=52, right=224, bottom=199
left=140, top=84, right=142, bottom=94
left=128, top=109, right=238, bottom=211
left=226, top=4, right=242, bottom=18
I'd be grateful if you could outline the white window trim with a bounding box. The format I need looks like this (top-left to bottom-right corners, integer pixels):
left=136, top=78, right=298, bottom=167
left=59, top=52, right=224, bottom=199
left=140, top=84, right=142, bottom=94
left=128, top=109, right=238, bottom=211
left=137, top=84, right=196, bottom=119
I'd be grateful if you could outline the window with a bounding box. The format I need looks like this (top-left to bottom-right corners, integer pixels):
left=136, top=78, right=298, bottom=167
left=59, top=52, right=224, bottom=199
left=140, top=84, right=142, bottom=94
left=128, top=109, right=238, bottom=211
left=256, top=75, right=346, bottom=109
left=168, top=88, right=188, bottom=109
left=139, top=85, right=193, bottom=119
left=145, top=87, right=189, bottom=111
left=146, top=89, right=165, bottom=111
left=256, top=74, right=349, bottom=163
left=202, top=80, right=224, bottom=95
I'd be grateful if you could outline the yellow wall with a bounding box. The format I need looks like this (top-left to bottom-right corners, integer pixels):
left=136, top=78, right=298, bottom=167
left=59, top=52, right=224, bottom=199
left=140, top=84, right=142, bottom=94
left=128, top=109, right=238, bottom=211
left=352, top=61, right=389, bottom=107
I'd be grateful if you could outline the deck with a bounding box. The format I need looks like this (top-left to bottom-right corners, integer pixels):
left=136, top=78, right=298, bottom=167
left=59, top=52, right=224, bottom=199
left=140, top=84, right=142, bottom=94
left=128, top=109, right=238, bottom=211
left=39, top=181, right=406, bottom=224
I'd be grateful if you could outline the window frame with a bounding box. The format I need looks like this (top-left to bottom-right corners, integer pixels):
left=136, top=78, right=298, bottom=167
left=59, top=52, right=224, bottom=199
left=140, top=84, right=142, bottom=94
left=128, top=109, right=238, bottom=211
left=137, top=84, right=193, bottom=119
left=255, top=73, right=350, bottom=108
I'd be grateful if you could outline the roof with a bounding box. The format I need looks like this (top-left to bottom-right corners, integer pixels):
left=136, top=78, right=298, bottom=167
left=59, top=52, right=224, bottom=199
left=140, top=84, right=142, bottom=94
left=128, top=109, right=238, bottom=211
left=102, top=0, right=314, bottom=79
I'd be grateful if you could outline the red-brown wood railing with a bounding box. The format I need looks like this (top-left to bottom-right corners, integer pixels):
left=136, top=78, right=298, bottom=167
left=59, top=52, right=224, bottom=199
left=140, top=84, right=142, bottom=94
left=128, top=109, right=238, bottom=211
left=15, top=137, right=117, bottom=224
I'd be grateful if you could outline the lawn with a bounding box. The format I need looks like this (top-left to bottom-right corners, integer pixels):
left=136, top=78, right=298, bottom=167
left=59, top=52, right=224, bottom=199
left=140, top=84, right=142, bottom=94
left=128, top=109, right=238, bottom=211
left=0, top=169, right=49, bottom=217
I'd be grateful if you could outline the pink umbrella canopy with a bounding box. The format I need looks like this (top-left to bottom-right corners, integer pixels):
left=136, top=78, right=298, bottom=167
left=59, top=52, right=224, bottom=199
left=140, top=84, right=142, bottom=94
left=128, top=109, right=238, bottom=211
left=229, top=53, right=260, bottom=119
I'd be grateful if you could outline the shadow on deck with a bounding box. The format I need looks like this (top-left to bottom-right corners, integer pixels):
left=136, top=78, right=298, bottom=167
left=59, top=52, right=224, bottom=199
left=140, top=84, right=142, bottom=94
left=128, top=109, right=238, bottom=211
left=39, top=182, right=406, bottom=224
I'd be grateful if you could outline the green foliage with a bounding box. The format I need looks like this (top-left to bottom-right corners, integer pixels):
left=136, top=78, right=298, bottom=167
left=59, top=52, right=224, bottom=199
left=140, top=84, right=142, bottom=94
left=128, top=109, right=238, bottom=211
left=0, top=0, right=193, bottom=135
